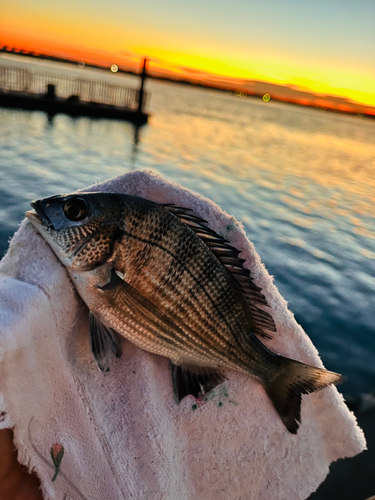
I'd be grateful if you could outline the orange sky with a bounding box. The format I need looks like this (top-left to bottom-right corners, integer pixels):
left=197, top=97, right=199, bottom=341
left=1, top=0, right=374, bottom=109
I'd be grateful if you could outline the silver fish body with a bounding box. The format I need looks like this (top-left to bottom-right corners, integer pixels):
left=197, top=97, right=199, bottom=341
left=26, top=192, right=342, bottom=433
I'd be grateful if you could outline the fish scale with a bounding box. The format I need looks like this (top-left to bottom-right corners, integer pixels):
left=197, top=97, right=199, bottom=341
left=26, top=191, right=342, bottom=434
left=119, top=247, right=238, bottom=360
left=120, top=224, right=249, bottom=358
left=121, top=229, right=233, bottom=340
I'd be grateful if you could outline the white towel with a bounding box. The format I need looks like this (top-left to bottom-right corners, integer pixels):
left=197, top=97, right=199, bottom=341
left=0, top=170, right=366, bottom=500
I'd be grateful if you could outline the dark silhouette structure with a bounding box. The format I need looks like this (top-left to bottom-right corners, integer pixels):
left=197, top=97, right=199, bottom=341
left=137, top=58, right=148, bottom=114
left=0, top=60, right=150, bottom=125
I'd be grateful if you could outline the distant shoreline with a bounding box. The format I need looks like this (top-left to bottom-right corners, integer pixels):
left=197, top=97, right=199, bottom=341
left=1, top=47, right=374, bottom=120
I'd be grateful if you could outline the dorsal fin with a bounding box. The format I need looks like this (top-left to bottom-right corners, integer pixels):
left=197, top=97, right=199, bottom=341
left=164, top=204, right=276, bottom=339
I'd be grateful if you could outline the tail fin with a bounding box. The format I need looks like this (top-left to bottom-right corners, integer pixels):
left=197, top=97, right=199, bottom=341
left=264, top=358, right=342, bottom=434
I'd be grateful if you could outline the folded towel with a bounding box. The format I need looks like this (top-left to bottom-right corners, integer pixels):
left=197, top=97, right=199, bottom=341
left=0, top=170, right=366, bottom=500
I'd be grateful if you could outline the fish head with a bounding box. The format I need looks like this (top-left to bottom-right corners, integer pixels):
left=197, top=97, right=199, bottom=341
left=25, top=192, right=123, bottom=270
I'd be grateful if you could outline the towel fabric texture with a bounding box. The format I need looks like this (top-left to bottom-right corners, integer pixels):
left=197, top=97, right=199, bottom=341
left=0, top=170, right=366, bottom=500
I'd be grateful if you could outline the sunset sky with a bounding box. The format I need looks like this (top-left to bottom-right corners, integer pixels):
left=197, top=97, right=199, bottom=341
left=1, top=0, right=374, bottom=107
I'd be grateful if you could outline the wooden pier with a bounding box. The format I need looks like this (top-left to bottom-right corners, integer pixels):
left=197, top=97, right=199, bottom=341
left=0, top=60, right=149, bottom=124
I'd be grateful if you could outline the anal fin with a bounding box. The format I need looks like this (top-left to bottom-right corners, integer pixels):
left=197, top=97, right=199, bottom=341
left=170, top=363, right=226, bottom=403
left=89, top=312, right=122, bottom=373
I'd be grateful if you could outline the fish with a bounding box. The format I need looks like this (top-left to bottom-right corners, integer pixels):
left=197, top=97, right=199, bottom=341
left=25, top=192, right=342, bottom=434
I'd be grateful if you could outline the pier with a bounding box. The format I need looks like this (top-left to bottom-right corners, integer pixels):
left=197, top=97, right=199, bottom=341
left=0, top=60, right=149, bottom=125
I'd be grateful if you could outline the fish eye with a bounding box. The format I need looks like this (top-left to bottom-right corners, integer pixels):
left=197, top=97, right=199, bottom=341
left=63, top=198, right=89, bottom=221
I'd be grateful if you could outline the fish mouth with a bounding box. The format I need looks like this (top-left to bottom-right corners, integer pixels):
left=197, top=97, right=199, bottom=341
left=25, top=202, right=53, bottom=229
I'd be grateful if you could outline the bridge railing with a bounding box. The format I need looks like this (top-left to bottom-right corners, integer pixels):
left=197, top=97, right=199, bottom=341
left=0, top=66, right=143, bottom=109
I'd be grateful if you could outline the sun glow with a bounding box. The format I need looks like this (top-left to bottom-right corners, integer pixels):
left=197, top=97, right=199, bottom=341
left=131, top=46, right=375, bottom=108
left=1, top=1, right=374, bottom=111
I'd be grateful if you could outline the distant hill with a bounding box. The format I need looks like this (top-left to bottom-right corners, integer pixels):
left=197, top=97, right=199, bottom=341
left=241, top=80, right=374, bottom=115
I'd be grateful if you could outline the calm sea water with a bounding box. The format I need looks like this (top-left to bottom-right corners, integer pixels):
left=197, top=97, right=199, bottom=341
left=0, top=57, right=374, bottom=396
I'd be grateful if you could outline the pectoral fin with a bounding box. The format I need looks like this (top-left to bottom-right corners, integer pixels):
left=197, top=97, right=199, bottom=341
left=170, top=363, right=226, bottom=403
left=89, top=312, right=122, bottom=372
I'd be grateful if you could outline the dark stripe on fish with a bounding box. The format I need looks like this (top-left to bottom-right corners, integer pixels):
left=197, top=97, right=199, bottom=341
left=121, top=228, right=246, bottom=348
left=108, top=273, right=248, bottom=367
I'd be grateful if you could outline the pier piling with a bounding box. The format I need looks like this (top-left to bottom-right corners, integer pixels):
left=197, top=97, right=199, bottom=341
left=137, top=58, right=148, bottom=114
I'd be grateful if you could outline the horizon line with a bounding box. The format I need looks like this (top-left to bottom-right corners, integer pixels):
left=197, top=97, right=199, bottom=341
left=1, top=44, right=374, bottom=118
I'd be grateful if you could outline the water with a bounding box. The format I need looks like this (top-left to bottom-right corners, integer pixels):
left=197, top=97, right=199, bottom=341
left=1, top=58, right=374, bottom=396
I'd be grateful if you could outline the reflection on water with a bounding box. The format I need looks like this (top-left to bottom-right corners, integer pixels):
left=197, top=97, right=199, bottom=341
left=0, top=75, right=374, bottom=396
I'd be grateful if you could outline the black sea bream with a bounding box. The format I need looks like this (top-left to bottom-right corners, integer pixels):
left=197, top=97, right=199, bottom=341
left=26, top=192, right=342, bottom=433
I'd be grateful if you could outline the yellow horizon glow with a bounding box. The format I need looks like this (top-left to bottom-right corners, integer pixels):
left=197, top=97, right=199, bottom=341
left=1, top=13, right=374, bottom=109
left=131, top=46, right=375, bottom=107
